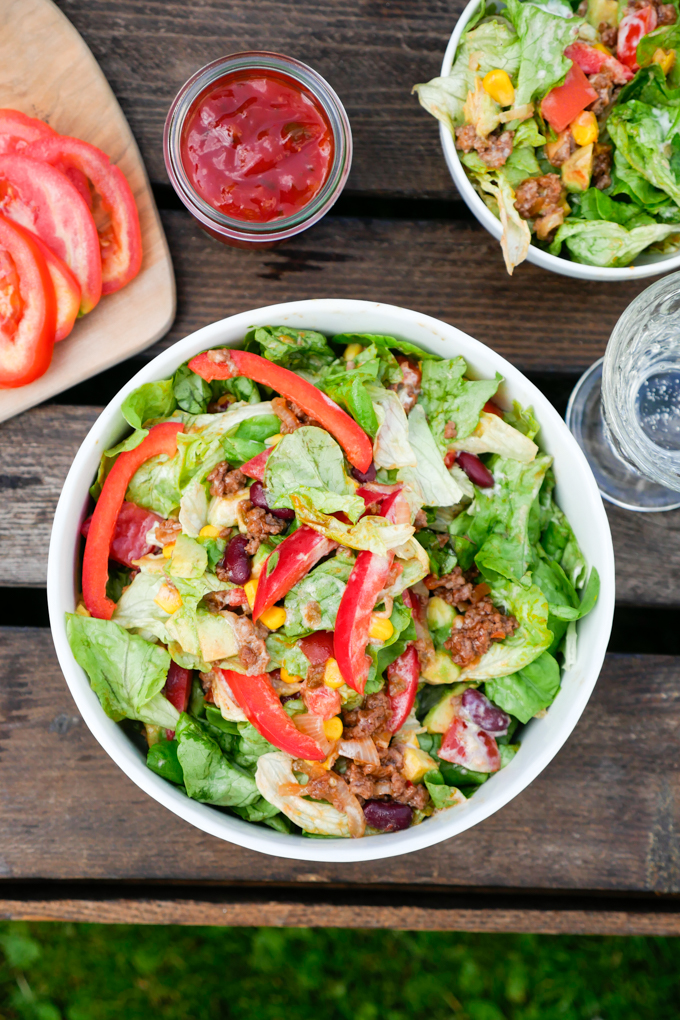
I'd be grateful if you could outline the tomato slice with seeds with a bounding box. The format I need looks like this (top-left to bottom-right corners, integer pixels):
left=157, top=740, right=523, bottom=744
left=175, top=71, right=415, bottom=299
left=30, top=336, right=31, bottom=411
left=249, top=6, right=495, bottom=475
left=24, top=135, right=142, bottom=295
left=0, top=110, right=92, bottom=207
left=0, top=153, right=101, bottom=313
left=0, top=214, right=56, bottom=388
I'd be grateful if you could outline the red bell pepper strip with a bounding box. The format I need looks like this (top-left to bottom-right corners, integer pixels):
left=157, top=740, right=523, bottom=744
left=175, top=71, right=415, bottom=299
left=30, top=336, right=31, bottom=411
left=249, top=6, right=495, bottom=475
left=564, top=42, right=634, bottom=84
left=188, top=348, right=374, bottom=472
left=333, top=490, right=411, bottom=695
left=240, top=446, right=273, bottom=481
left=82, top=422, right=184, bottom=619
left=386, top=644, right=420, bottom=732
left=219, top=668, right=325, bottom=760
left=81, top=500, right=164, bottom=568
left=617, top=5, right=657, bottom=68
left=25, top=135, right=143, bottom=295
left=163, top=662, right=193, bottom=714
left=540, top=64, right=599, bottom=134
left=252, top=527, right=337, bottom=622
left=0, top=214, right=56, bottom=388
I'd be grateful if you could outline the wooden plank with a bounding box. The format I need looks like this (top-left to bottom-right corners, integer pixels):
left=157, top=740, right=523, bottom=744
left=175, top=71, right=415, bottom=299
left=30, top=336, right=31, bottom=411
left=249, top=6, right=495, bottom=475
left=0, top=628, right=678, bottom=893
left=54, top=0, right=467, bottom=199
left=152, top=210, right=661, bottom=375
left=1, top=896, right=680, bottom=935
left=0, top=0, right=175, bottom=422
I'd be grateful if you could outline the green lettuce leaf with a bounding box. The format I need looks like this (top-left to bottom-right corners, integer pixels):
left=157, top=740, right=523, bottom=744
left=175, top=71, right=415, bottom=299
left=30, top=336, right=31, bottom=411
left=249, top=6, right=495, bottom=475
left=246, top=325, right=335, bottom=378
left=397, top=403, right=468, bottom=507
left=284, top=555, right=354, bottom=638
left=147, top=739, right=184, bottom=786
left=501, top=145, right=542, bottom=190
left=121, top=379, right=176, bottom=430
left=503, top=401, right=539, bottom=440
left=291, top=492, right=414, bottom=554
left=549, top=218, right=680, bottom=267
left=331, top=332, right=441, bottom=362
left=368, top=384, right=416, bottom=470
left=232, top=721, right=279, bottom=771
left=570, top=188, right=656, bottom=228
left=319, top=347, right=382, bottom=437
left=419, top=357, right=502, bottom=447
left=172, top=363, right=260, bottom=414
left=264, top=426, right=364, bottom=519
left=113, top=572, right=174, bottom=643
left=65, top=613, right=178, bottom=728
left=485, top=650, right=561, bottom=723
left=175, top=714, right=261, bottom=806
left=425, top=773, right=463, bottom=811
left=264, top=632, right=310, bottom=679
left=608, top=100, right=680, bottom=206
left=540, top=493, right=587, bottom=588
left=505, top=0, right=582, bottom=107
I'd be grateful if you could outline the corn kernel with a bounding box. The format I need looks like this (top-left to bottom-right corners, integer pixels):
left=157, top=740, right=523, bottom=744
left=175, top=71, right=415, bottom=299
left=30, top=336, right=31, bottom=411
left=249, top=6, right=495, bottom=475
left=75, top=601, right=91, bottom=617
left=323, top=658, right=345, bottom=688
left=343, top=342, right=363, bottom=361
left=482, top=69, right=515, bottom=108
left=243, top=578, right=259, bottom=609
left=323, top=716, right=344, bottom=741
left=592, top=42, right=612, bottom=55
left=265, top=433, right=283, bottom=447
left=281, top=666, right=302, bottom=684
left=162, top=541, right=175, bottom=559
left=154, top=581, right=182, bottom=614
left=368, top=615, right=394, bottom=642
left=570, top=110, right=598, bottom=147
left=199, top=524, right=221, bottom=538
left=260, top=605, right=287, bottom=630
left=320, top=753, right=336, bottom=770
left=653, top=47, right=676, bottom=75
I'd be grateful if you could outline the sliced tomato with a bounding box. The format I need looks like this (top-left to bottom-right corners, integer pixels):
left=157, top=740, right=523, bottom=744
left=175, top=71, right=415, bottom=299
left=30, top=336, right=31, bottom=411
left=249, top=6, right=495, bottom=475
left=299, top=630, right=335, bottom=665
left=0, top=110, right=91, bottom=206
left=563, top=42, right=634, bottom=84
left=163, top=662, right=193, bottom=714
left=24, top=135, right=142, bottom=295
left=0, top=153, right=101, bottom=313
left=302, top=684, right=342, bottom=719
left=240, top=447, right=273, bottom=481
left=617, top=6, right=658, bottom=68
left=27, top=230, right=80, bottom=341
left=540, top=63, right=599, bottom=134
left=439, top=715, right=500, bottom=773
left=0, top=214, right=56, bottom=388
left=81, top=500, right=164, bottom=568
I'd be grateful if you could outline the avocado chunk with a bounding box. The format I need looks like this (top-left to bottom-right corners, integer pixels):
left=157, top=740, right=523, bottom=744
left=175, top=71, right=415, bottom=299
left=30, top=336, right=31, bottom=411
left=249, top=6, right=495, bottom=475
left=421, top=649, right=462, bottom=685
left=561, top=143, right=594, bottom=193
left=426, top=595, right=457, bottom=631
left=423, top=681, right=469, bottom=733
left=196, top=609, right=238, bottom=662
left=587, top=0, right=618, bottom=28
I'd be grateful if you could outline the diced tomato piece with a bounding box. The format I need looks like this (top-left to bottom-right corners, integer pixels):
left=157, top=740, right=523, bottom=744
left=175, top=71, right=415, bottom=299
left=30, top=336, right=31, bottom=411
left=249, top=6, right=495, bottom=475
left=0, top=153, right=101, bottom=313
left=27, top=230, right=80, bottom=341
left=240, top=446, right=273, bottom=480
left=386, top=644, right=420, bottom=732
left=25, top=135, right=142, bottom=295
left=0, top=214, right=56, bottom=388
left=252, top=528, right=337, bottom=622
left=299, top=630, right=335, bottom=665
left=617, top=5, right=657, bottom=68
left=302, top=684, right=342, bottom=719
left=483, top=400, right=504, bottom=418
left=220, top=668, right=325, bottom=760
left=564, top=42, right=634, bottom=83
left=163, top=662, right=193, bottom=714
left=540, top=63, right=599, bottom=134
left=439, top=715, right=501, bottom=773
left=82, top=500, right=163, bottom=568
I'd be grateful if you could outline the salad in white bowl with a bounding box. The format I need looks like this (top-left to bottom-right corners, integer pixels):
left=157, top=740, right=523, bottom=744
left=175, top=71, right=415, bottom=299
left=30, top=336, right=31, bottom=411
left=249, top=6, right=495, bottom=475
left=63, top=318, right=599, bottom=841
left=415, top=0, right=680, bottom=274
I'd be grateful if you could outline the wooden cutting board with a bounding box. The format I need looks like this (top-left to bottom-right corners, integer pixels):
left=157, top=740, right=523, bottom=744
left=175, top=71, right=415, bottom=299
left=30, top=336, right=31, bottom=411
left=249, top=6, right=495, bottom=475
left=0, top=0, right=176, bottom=422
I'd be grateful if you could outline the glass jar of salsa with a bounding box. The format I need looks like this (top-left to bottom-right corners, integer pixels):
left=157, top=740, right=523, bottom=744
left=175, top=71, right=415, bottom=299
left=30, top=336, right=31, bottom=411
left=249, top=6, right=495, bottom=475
left=164, top=52, right=352, bottom=248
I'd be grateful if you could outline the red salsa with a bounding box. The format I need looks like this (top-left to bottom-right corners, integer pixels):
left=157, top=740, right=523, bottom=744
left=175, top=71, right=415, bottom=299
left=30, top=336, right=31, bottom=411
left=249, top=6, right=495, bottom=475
left=180, top=70, right=334, bottom=223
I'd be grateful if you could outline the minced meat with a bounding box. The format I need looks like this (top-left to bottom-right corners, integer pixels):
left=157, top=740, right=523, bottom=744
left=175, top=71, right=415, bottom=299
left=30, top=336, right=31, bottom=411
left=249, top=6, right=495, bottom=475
left=344, top=745, right=430, bottom=810
left=207, top=462, right=247, bottom=497
left=455, top=125, right=514, bottom=169
left=592, top=143, right=613, bottom=191
left=424, top=565, right=479, bottom=609
left=445, top=598, right=518, bottom=668
left=272, top=396, right=320, bottom=433
left=388, top=356, right=421, bottom=414
left=587, top=68, right=617, bottom=116
left=239, top=500, right=287, bottom=555
left=342, top=690, right=391, bottom=740
left=514, top=174, right=566, bottom=240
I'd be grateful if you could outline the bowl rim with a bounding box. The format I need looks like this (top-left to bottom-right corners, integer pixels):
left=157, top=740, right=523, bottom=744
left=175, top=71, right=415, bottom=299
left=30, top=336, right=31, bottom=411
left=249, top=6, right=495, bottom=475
left=47, top=298, right=615, bottom=863
left=439, top=0, right=680, bottom=281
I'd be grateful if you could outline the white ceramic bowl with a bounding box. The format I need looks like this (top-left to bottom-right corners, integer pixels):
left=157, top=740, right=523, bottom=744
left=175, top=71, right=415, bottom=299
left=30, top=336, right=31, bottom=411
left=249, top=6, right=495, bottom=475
left=47, top=299, right=615, bottom=862
left=441, top=0, right=680, bottom=280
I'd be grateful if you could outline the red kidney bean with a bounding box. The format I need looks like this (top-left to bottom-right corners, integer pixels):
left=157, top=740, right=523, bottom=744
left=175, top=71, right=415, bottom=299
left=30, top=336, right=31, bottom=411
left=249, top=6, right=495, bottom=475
left=351, top=463, right=377, bottom=483
left=249, top=479, right=294, bottom=520
left=461, top=688, right=510, bottom=736
left=363, top=799, right=413, bottom=832
left=221, top=534, right=251, bottom=584
left=455, top=452, right=494, bottom=488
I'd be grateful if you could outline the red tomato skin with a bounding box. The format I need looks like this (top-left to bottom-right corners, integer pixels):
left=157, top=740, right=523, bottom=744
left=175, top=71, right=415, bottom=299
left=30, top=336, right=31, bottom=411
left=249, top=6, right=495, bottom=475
left=386, top=643, right=420, bottom=732
left=439, top=716, right=501, bottom=773
left=563, top=41, right=634, bottom=83
left=24, top=135, right=142, bottom=295
left=302, top=684, right=342, bottom=719
left=540, top=64, right=599, bottom=134
left=0, top=214, right=56, bottom=388
left=220, top=668, right=325, bottom=760
left=240, top=447, right=273, bottom=481
left=0, top=112, right=92, bottom=205
left=163, top=662, right=193, bottom=714
left=617, top=6, right=658, bottom=68
left=27, top=230, right=81, bottom=341
left=81, top=501, right=164, bottom=568
left=299, top=630, right=335, bottom=665
left=0, top=153, right=101, bottom=313
left=189, top=348, right=374, bottom=472
left=82, top=423, right=184, bottom=619
left=252, top=527, right=337, bottom=621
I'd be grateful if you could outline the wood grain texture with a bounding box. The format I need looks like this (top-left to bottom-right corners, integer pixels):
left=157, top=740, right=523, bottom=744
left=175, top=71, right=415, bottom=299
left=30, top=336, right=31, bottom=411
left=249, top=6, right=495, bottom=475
left=1, top=628, right=678, bottom=893
left=1, top=897, right=680, bottom=935
left=151, top=210, right=660, bottom=374
left=0, top=0, right=175, bottom=422
left=54, top=0, right=466, bottom=198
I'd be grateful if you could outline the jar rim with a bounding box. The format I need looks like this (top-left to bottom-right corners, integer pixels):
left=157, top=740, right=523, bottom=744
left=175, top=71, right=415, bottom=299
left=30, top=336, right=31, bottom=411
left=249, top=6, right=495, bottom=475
left=163, top=51, right=353, bottom=242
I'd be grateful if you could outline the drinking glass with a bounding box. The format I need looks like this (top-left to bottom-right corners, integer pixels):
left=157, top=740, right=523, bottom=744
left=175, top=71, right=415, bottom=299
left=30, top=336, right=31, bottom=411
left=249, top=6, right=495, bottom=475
left=566, top=271, right=680, bottom=512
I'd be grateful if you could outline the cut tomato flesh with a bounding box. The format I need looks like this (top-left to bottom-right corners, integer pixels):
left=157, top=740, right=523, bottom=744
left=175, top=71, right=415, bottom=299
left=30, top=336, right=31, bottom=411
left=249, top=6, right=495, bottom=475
left=240, top=447, right=273, bottom=481
left=439, top=715, right=501, bottom=773
left=27, top=229, right=81, bottom=341
left=81, top=500, right=164, bottom=568
left=302, top=684, right=342, bottom=719
left=0, top=214, right=56, bottom=388
left=0, top=153, right=101, bottom=313
left=540, top=63, right=599, bottom=134
left=0, top=110, right=92, bottom=205
left=563, top=42, right=634, bottom=84
left=299, top=630, right=335, bottom=665
left=25, top=135, right=141, bottom=295
left=617, top=6, right=657, bottom=68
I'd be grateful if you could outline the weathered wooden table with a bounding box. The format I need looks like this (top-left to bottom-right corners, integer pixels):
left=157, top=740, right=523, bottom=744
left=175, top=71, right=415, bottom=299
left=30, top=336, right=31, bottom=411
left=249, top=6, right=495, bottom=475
left=1, top=0, right=679, bottom=935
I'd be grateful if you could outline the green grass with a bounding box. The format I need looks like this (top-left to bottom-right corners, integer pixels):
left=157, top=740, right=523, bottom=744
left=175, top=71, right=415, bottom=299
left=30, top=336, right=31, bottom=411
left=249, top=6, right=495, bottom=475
left=0, top=922, right=677, bottom=1020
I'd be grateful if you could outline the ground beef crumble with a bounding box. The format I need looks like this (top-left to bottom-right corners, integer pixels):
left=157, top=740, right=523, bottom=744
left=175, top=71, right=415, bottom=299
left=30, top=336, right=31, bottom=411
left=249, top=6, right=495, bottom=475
left=342, top=691, right=392, bottom=740
left=455, top=125, right=514, bottom=169
left=545, top=131, right=576, bottom=168
left=588, top=68, right=619, bottom=117
left=155, top=518, right=182, bottom=546
left=221, top=612, right=270, bottom=673
left=592, top=143, right=613, bottom=191
left=388, top=356, right=422, bottom=414
left=345, top=745, right=430, bottom=810
left=445, top=599, right=518, bottom=668
left=514, top=174, right=566, bottom=241
left=207, top=462, right=247, bottom=498
left=272, top=396, right=321, bottom=433
left=239, top=501, right=287, bottom=555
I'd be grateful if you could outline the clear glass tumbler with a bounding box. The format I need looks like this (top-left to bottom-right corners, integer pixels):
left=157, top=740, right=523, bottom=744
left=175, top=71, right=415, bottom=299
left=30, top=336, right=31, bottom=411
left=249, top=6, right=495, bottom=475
left=566, top=271, right=680, bottom=512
